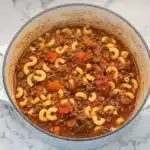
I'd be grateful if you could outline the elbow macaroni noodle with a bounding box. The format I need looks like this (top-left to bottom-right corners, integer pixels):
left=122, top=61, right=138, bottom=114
left=30, top=97, right=40, bottom=105
left=106, top=66, right=119, bottom=80
left=86, top=74, right=95, bottom=81
left=75, top=67, right=84, bottom=76
left=101, top=36, right=109, bottom=43
left=85, top=106, right=91, bottom=118
left=71, top=41, right=78, bottom=50
left=75, top=92, right=87, bottom=100
left=33, top=70, right=46, bottom=82
left=131, top=79, right=138, bottom=89
left=83, top=25, right=92, bottom=35
left=46, top=38, right=55, bottom=47
left=46, top=107, right=58, bottom=121
left=61, top=28, right=72, bottom=34
left=120, top=83, right=132, bottom=89
left=109, top=81, right=115, bottom=91
left=121, top=51, right=129, bottom=58
left=42, top=63, right=50, bottom=72
left=58, top=89, right=64, bottom=98
left=55, top=58, right=65, bottom=68
left=92, top=116, right=105, bottom=126
left=23, top=56, right=37, bottom=75
left=55, top=45, right=68, bottom=55
left=27, top=73, right=34, bottom=87
left=109, top=47, right=119, bottom=60
left=88, top=92, right=97, bottom=102
left=118, top=56, right=125, bottom=64
left=124, top=92, right=135, bottom=99
left=15, top=87, right=24, bottom=98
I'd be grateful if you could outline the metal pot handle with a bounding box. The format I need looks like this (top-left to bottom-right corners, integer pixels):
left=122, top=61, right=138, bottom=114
left=0, top=45, right=12, bottom=106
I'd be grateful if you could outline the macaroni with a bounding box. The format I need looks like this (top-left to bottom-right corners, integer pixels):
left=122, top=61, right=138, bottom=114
left=42, top=100, right=54, bottom=107
left=124, top=92, right=135, bottom=99
left=88, top=92, right=97, bottom=102
left=112, top=88, right=122, bottom=95
left=131, top=79, right=138, bottom=89
left=91, top=107, right=100, bottom=116
left=121, top=51, right=129, bottom=59
left=46, top=107, right=58, bottom=121
left=106, top=43, right=115, bottom=49
left=86, top=63, right=92, bottom=70
left=84, top=106, right=91, bottom=118
left=58, top=89, right=64, bottom=98
left=23, top=56, right=37, bottom=75
left=40, top=94, right=46, bottom=100
left=92, top=116, right=105, bottom=126
left=106, top=66, right=119, bottom=80
left=71, top=41, right=78, bottom=50
left=75, top=67, right=84, bottom=76
left=30, top=97, right=40, bottom=105
left=103, top=105, right=117, bottom=115
left=62, top=28, right=72, bottom=34
left=56, top=29, right=61, bottom=35
left=83, top=25, right=92, bottom=35
left=109, top=81, right=115, bottom=91
left=33, top=70, right=46, bottom=82
left=39, top=109, right=48, bottom=122
left=27, top=73, right=34, bottom=87
left=55, top=58, right=65, bottom=68
left=120, top=83, right=132, bottom=89
left=29, top=46, right=36, bottom=52
left=15, top=87, right=24, bottom=98
left=42, top=63, right=50, bottom=72
left=101, top=36, right=109, bottom=43
left=46, top=38, right=55, bottom=47
left=118, top=56, right=125, bottom=64
left=75, top=92, right=87, bottom=100
left=86, top=74, right=95, bottom=81
left=109, top=47, right=119, bottom=60
left=55, top=45, right=68, bottom=55
left=83, top=77, right=89, bottom=85
left=76, top=29, right=82, bottom=36
left=116, top=117, right=125, bottom=125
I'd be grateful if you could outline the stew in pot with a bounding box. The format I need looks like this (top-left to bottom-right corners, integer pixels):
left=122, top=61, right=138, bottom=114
left=14, top=25, right=139, bottom=138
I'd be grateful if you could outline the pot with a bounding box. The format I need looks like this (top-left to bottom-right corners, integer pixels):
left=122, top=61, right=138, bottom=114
left=0, top=3, right=150, bottom=150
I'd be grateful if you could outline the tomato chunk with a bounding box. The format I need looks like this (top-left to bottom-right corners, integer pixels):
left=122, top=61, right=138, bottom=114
left=83, top=37, right=96, bottom=47
left=47, top=80, right=63, bottom=92
left=75, top=52, right=93, bottom=65
left=54, top=126, right=61, bottom=135
left=45, top=52, right=57, bottom=63
left=58, top=103, right=72, bottom=114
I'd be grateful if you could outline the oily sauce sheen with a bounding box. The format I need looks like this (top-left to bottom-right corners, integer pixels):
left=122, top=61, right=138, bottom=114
left=14, top=25, right=139, bottom=138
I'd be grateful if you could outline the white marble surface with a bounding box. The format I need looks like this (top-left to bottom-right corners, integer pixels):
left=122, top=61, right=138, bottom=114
left=0, top=0, right=150, bottom=150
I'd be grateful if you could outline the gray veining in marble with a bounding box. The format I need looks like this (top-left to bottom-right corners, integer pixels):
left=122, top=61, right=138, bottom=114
left=0, top=0, right=150, bottom=150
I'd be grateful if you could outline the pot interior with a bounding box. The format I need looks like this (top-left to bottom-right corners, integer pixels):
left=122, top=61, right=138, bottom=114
left=4, top=4, right=150, bottom=134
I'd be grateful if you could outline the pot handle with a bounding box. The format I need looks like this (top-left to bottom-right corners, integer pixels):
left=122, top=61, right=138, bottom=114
left=0, top=45, right=12, bottom=106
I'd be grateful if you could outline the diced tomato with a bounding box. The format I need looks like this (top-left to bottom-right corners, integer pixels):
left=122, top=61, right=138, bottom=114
left=58, top=103, right=72, bottom=115
left=47, top=80, right=63, bottom=92
left=54, top=126, right=61, bottom=135
left=75, top=51, right=93, bottom=65
left=45, top=52, right=57, bottom=63
left=83, top=37, right=96, bottom=47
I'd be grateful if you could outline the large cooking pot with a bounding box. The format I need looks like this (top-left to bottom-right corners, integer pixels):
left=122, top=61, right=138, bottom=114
left=0, top=3, right=150, bottom=150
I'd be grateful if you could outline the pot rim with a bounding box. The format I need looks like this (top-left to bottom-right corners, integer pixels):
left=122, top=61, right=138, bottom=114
left=3, top=3, right=150, bottom=141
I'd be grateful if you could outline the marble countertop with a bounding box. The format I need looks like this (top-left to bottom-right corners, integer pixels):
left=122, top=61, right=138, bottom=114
left=0, top=0, right=150, bottom=150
